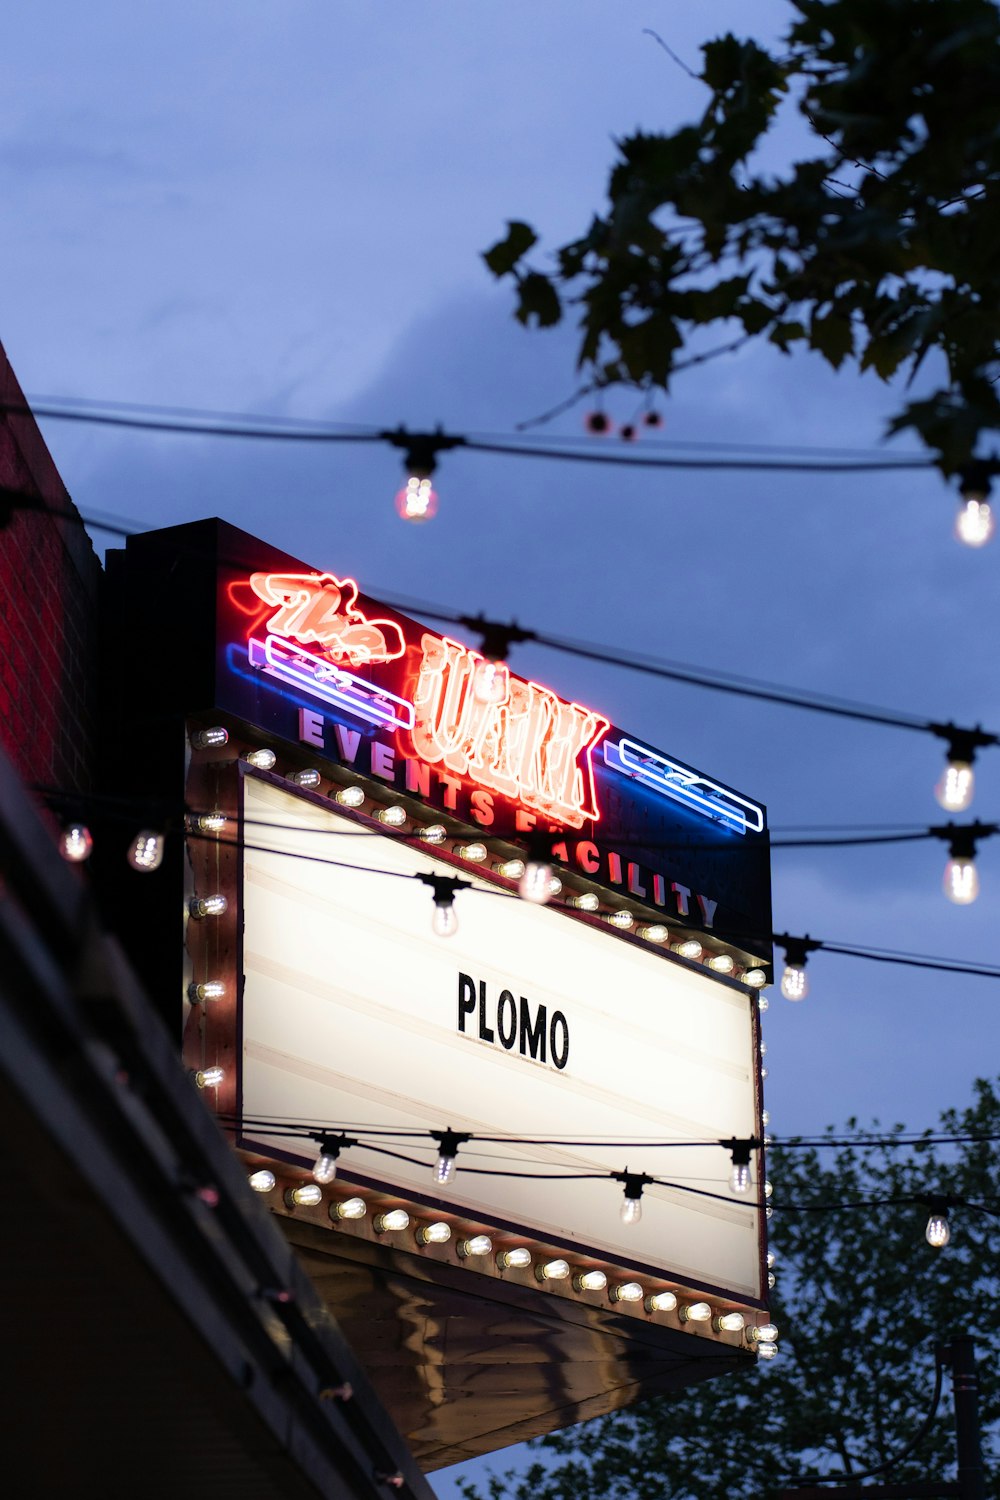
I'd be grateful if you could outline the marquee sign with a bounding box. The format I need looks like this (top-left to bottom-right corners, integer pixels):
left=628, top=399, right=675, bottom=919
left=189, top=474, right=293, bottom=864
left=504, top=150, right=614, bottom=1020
left=215, top=541, right=772, bottom=963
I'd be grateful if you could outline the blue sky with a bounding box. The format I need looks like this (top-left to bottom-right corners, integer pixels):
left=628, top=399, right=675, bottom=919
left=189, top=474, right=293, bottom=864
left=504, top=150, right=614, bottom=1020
left=3, top=4, right=998, bottom=1491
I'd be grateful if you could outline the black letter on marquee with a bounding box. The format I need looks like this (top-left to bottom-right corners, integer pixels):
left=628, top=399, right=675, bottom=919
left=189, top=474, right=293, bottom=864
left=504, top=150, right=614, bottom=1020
left=519, top=997, right=547, bottom=1062
left=497, top=989, right=517, bottom=1049
left=549, top=1011, right=569, bottom=1070
left=478, top=979, right=495, bottom=1043
left=458, top=973, right=476, bottom=1033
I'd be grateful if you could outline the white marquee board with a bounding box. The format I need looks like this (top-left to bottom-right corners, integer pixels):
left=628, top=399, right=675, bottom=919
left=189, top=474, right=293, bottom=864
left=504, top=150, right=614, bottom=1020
left=240, top=777, right=763, bottom=1299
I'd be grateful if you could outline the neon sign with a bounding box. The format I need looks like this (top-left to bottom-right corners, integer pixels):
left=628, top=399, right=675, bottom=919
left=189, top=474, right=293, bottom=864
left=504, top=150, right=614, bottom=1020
left=603, top=736, right=764, bottom=835
left=248, top=573, right=405, bottom=666
left=247, top=635, right=415, bottom=732
left=409, top=634, right=607, bottom=829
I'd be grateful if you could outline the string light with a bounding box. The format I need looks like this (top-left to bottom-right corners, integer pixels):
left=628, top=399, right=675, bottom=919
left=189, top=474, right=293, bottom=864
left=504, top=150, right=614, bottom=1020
left=924, top=1197, right=952, bottom=1248
left=931, top=724, right=995, bottom=811
left=936, top=823, right=993, bottom=905
left=383, top=426, right=464, bottom=523
left=431, top=1129, right=470, bottom=1184
left=417, top=874, right=472, bottom=937
left=59, top=822, right=93, bottom=862
left=724, top=1138, right=756, bottom=1197
left=128, top=830, right=164, bottom=871
left=312, top=1133, right=356, bottom=1184
left=955, top=461, right=996, bottom=547
left=777, top=935, right=819, bottom=1000
left=518, top=832, right=556, bottom=906
left=459, top=614, right=537, bottom=704
left=614, top=1171, right=653, bottom=1225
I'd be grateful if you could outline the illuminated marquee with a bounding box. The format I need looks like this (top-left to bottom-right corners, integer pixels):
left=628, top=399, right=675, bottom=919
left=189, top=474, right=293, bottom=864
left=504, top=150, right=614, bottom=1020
left=247, top=572, right=406, bottom=665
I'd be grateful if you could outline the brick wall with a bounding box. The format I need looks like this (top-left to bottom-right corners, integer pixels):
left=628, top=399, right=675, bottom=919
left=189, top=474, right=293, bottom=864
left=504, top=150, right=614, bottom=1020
left=0, top=342, right=101, bottom=795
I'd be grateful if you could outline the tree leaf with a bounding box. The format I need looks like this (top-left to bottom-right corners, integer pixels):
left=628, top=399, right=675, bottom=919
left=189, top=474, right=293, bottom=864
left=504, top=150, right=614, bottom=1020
left=483, top=221, right=538, bottom=278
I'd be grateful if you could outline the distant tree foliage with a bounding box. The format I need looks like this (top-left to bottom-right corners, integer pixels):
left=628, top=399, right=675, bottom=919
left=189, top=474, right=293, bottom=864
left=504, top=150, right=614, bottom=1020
left=485, top=0, right=1000, bottom=473
left=460, top=1079, right=1000, bottom=1500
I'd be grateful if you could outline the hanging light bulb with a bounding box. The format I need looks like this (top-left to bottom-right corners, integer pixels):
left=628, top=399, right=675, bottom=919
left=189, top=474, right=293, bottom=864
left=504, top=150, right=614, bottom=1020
left=938, top=824, right=988, bottom=905
left=725, top=1138, right=755, bottom=1197
left=385, top=426, right=463, bottom=523
left=396, top=474, right=438, bottom=523
left=932, top=725, right=991, bottom=812
left=616, top=1171, right=651, bottom=1225
left=925, top=1199, right=952, bottom=1248
left=128, top=830, right=164, bottom=871
left=432, top=1129, right=470, bottom=1184
left=955, top=463, right=996, bottom=547
left=59, top=822, right=93, bottom=863
left=419, top=873, right=470, bottom=937
left=777, top=935, right=817, bottom=1000
left=472, top=658, right=510, bottom=705
left=518, top=832, right=556, bottom=905
left=312, top=1133, right=355, bottom=1185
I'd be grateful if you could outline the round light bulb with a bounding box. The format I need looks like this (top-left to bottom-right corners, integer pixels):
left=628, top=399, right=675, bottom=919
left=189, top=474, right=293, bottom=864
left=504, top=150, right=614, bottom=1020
left=497, top=1247, right=532, bottom=1270
left=714, top=1311, right=746, bottom=1333
left=189, top=894, right=227, bottom=918
left=396, top=476, right=438, bottom=523
left=416, top=1221, right=452, bottom=1245
left=680, top=1301, right=713, bottom=1323
left=573, top=893, right=601, bottom=912
left=925, top=1212, right=951, bottom=1248
left=190, top=726, right=229, bottom=749
left=537, top=1258, right=570, bottom=1282
left=458, top=842, right=488, bottom=863
left=458, top=1235, right=493, bottom=1258
left=955, top=497, right=995, bottom=547
left=709, top=953, right=735, bottom=974
left=749, top=1323, right=779, bottom=1343
left=674, top=939, right=703, bottom=960
left=332, top=1197, right=367, bottom=1221
left=944, top=856, right=979, bottom=905
left=336, top=785, right=366, bottom=808
left=248, top=1169, right=276, bottom=1193
left=128, top=830, right=164, bottom=872
left=378, top=805, right=407, bottom=827
left=758, top=994, right=770, bottom=1011
left=573, top=1270, right=608, bottom=1292
left=435, top=1152, right=456, bottom=1184
left=288, top=1183, right=323, bottom=1207
left=610, top=1282, right=644, bottom=1304
left=197, top=812, right=227, bottom=833
left=757, top=1341, right=778, bottom=1360
left=781, top=963, right=809, bottom=1000
left=194, top=1065, right=224, bottom=1089
left=609, top=910, right=634, bottom=930
left=419, top=824, right=448, bottom=844
left=244, top=748, right=277, bottom=770
left=188, top=981, right=226, bottom=1003
left=645, top=1291, right=678, bottom=1314
left=59, top=822, right=93, bottom=863
left=373, top=1209, right=410, bottom=1233
left=519, top=860, right=554, bottom=905
left=499, top=858, right=525, bottom=879
left=472, top=659, right=509, bottom=705
left=288, top=768, right=322, bottom=789
left=744, top=968, right=768, bottom=988
left=432, top=901, right=459, bottom=938
left=641, top=924, right=669, bottom=943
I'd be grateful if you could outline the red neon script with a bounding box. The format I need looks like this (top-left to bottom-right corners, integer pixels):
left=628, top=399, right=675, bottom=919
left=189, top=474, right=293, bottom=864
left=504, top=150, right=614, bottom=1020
left=248, top=573, right=405, bottom=667
left=408, top=634, right=607, bottom=828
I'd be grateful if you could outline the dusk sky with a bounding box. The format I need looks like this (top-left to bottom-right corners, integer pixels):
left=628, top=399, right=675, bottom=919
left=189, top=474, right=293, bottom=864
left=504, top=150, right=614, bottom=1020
left=4, top=4, right=997, bottom=1491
